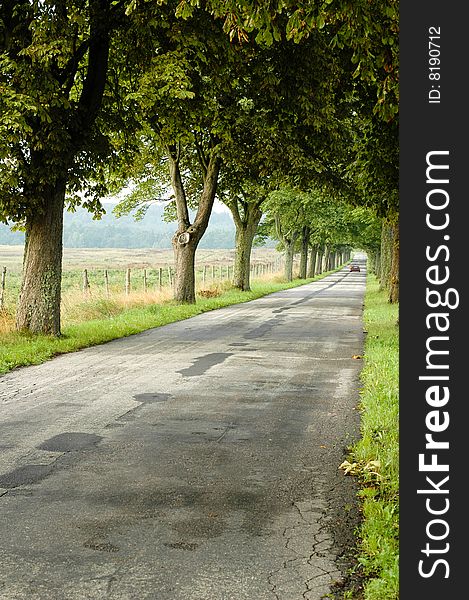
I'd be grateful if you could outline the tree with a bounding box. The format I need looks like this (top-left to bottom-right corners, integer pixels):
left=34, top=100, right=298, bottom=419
left=262, top=187, right=378, bottom=281
left=111, top=4, right=252, bottom=302
left=262, top=188, right=310, bottom=281
left=0, top=0, right=133, bottom=334
left=115, top=5, right=350, bottom=301
left=218, top=181, right=265, bottom=292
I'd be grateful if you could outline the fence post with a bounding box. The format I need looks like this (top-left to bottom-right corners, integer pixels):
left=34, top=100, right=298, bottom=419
left=211, top=265, right=215, bottom=280
left=143, top=269, right=147, bottom=293
left=203, top=265, right=207, bottom=284
left=104, top=269, right=110, bottom=298
left=83, top=269, right=90, bottom=295
left=0, top=266, right=6, bottom=309
left=125, top=268, right=131, bottom=295
left=158, top=267, right=163, bottom=289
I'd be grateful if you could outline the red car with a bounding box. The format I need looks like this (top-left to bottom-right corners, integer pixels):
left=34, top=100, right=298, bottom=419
left=349, top=264, right=360, bottom=272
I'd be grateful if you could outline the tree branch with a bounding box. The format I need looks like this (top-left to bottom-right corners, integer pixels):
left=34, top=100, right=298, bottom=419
left=194, top=133, right=209, bottom=178
left=193, top=153, right=222, bottom=237
left=221, top=191, right=242, bottom=229
left=167, top=144, right=190, bottom=231
left=59, top=0, right=127, bottom=93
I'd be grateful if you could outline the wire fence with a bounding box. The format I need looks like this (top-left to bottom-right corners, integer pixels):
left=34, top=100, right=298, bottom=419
left=0, top=258, right=285, bottom=310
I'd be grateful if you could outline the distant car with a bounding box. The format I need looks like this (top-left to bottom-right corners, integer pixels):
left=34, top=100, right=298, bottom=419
left=349, top=264, right=360, bottom=272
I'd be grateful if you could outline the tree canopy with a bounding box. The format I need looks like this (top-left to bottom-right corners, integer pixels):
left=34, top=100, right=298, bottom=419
left=0, top=0, right=399, bottom=333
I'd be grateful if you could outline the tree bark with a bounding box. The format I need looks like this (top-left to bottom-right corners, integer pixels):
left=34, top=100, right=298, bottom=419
left=283, top=232, right=298, bottom=282
left=322, top=246, right=330, bottom=272
left=16, top=182, right=66, bottom=335
left=379, top=222, right=393, bottom=290
left=231, top=202, right=262, bottom=291
left=316, top=250, right=324, bottom=274
left=299, top=225, right=310, bottom=279
left=307, top=246, right=317, bottom=278
left=173, top=237, right=197, bottom=303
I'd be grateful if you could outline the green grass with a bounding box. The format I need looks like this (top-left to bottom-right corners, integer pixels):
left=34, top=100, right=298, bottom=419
left=0, top=272, right=337, bottom=375
left=348, top=275, right=399, bottom=599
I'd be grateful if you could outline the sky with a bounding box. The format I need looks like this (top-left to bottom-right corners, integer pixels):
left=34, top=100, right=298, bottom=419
left=102, top=186, right=230, bottom=214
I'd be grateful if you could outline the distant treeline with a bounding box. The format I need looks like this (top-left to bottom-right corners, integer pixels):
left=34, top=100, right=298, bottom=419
left=0, top=204, right=240, bottom=249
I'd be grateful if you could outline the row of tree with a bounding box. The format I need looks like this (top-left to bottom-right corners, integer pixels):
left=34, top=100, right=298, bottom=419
left=0, top=0, right=398, bottom=336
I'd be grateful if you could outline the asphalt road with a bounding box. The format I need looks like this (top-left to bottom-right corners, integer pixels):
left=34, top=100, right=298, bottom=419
left=0, top=258, right=366, bottom=600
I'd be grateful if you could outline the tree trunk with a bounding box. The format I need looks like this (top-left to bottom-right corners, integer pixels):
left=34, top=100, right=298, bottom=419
left=232, top=204, right=262, bottom=291
left=322, top=246, right=330, bottom=272
left=389, top=221, right=399, bottom=303
left=299, top=226, right=310, bottom=279
left=170, top=150, right=221, bottom=303
left=173, top=237, right=197, bottom=303
left=379, top=222, right=393, bottom=290
left=316, top=250, right=324, bottom=274
left=284, top=233, right=298, bottom=282
left=284, top=245, right=294, bottom=281
left=16, top=183, right=66, bottom=335
left=307, top=246, right=317, bottom=278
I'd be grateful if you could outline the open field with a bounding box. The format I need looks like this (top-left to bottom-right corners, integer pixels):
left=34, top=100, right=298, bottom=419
left=0, top=246, right=285, bottom=315
left=0, top=245, right=280, bottom=271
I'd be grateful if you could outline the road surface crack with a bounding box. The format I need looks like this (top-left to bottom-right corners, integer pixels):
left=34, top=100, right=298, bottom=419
left=266, top=488, right=343, bottom=599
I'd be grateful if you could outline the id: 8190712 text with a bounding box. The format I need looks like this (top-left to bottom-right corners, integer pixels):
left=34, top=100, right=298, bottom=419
left=428, top=26, right=441, bottom=104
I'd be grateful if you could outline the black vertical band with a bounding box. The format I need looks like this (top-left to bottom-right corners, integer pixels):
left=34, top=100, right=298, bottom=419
left=400, top=3, right=467, bottom=597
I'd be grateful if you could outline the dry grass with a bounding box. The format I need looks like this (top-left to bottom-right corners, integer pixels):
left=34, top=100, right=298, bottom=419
left=198, top=289, right=222, bottom=298
left=61, top=287, right=175, bottom=324
left=0, top=308, right=14, bottom=334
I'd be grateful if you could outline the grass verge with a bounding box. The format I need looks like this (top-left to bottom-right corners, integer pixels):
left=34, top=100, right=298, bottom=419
left=342, top=274, right=399, bottom=599
left=0, top=271, right=337, bottom=375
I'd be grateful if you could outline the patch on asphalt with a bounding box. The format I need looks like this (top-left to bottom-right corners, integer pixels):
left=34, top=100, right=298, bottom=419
left=164, top=541, right=199, bottom=551
left=133, top=393, right=172, bottom=404
left=243, top=318, right=283, bottom=339
left=0, top=464, right=53, bottom=488
left=171, top=516, right=226, bottom=539
left=84, top=540, right=120, bottom=553
left=37, top=432, right=103, bottom=452
left=177, top=353, right=233, bottom=377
